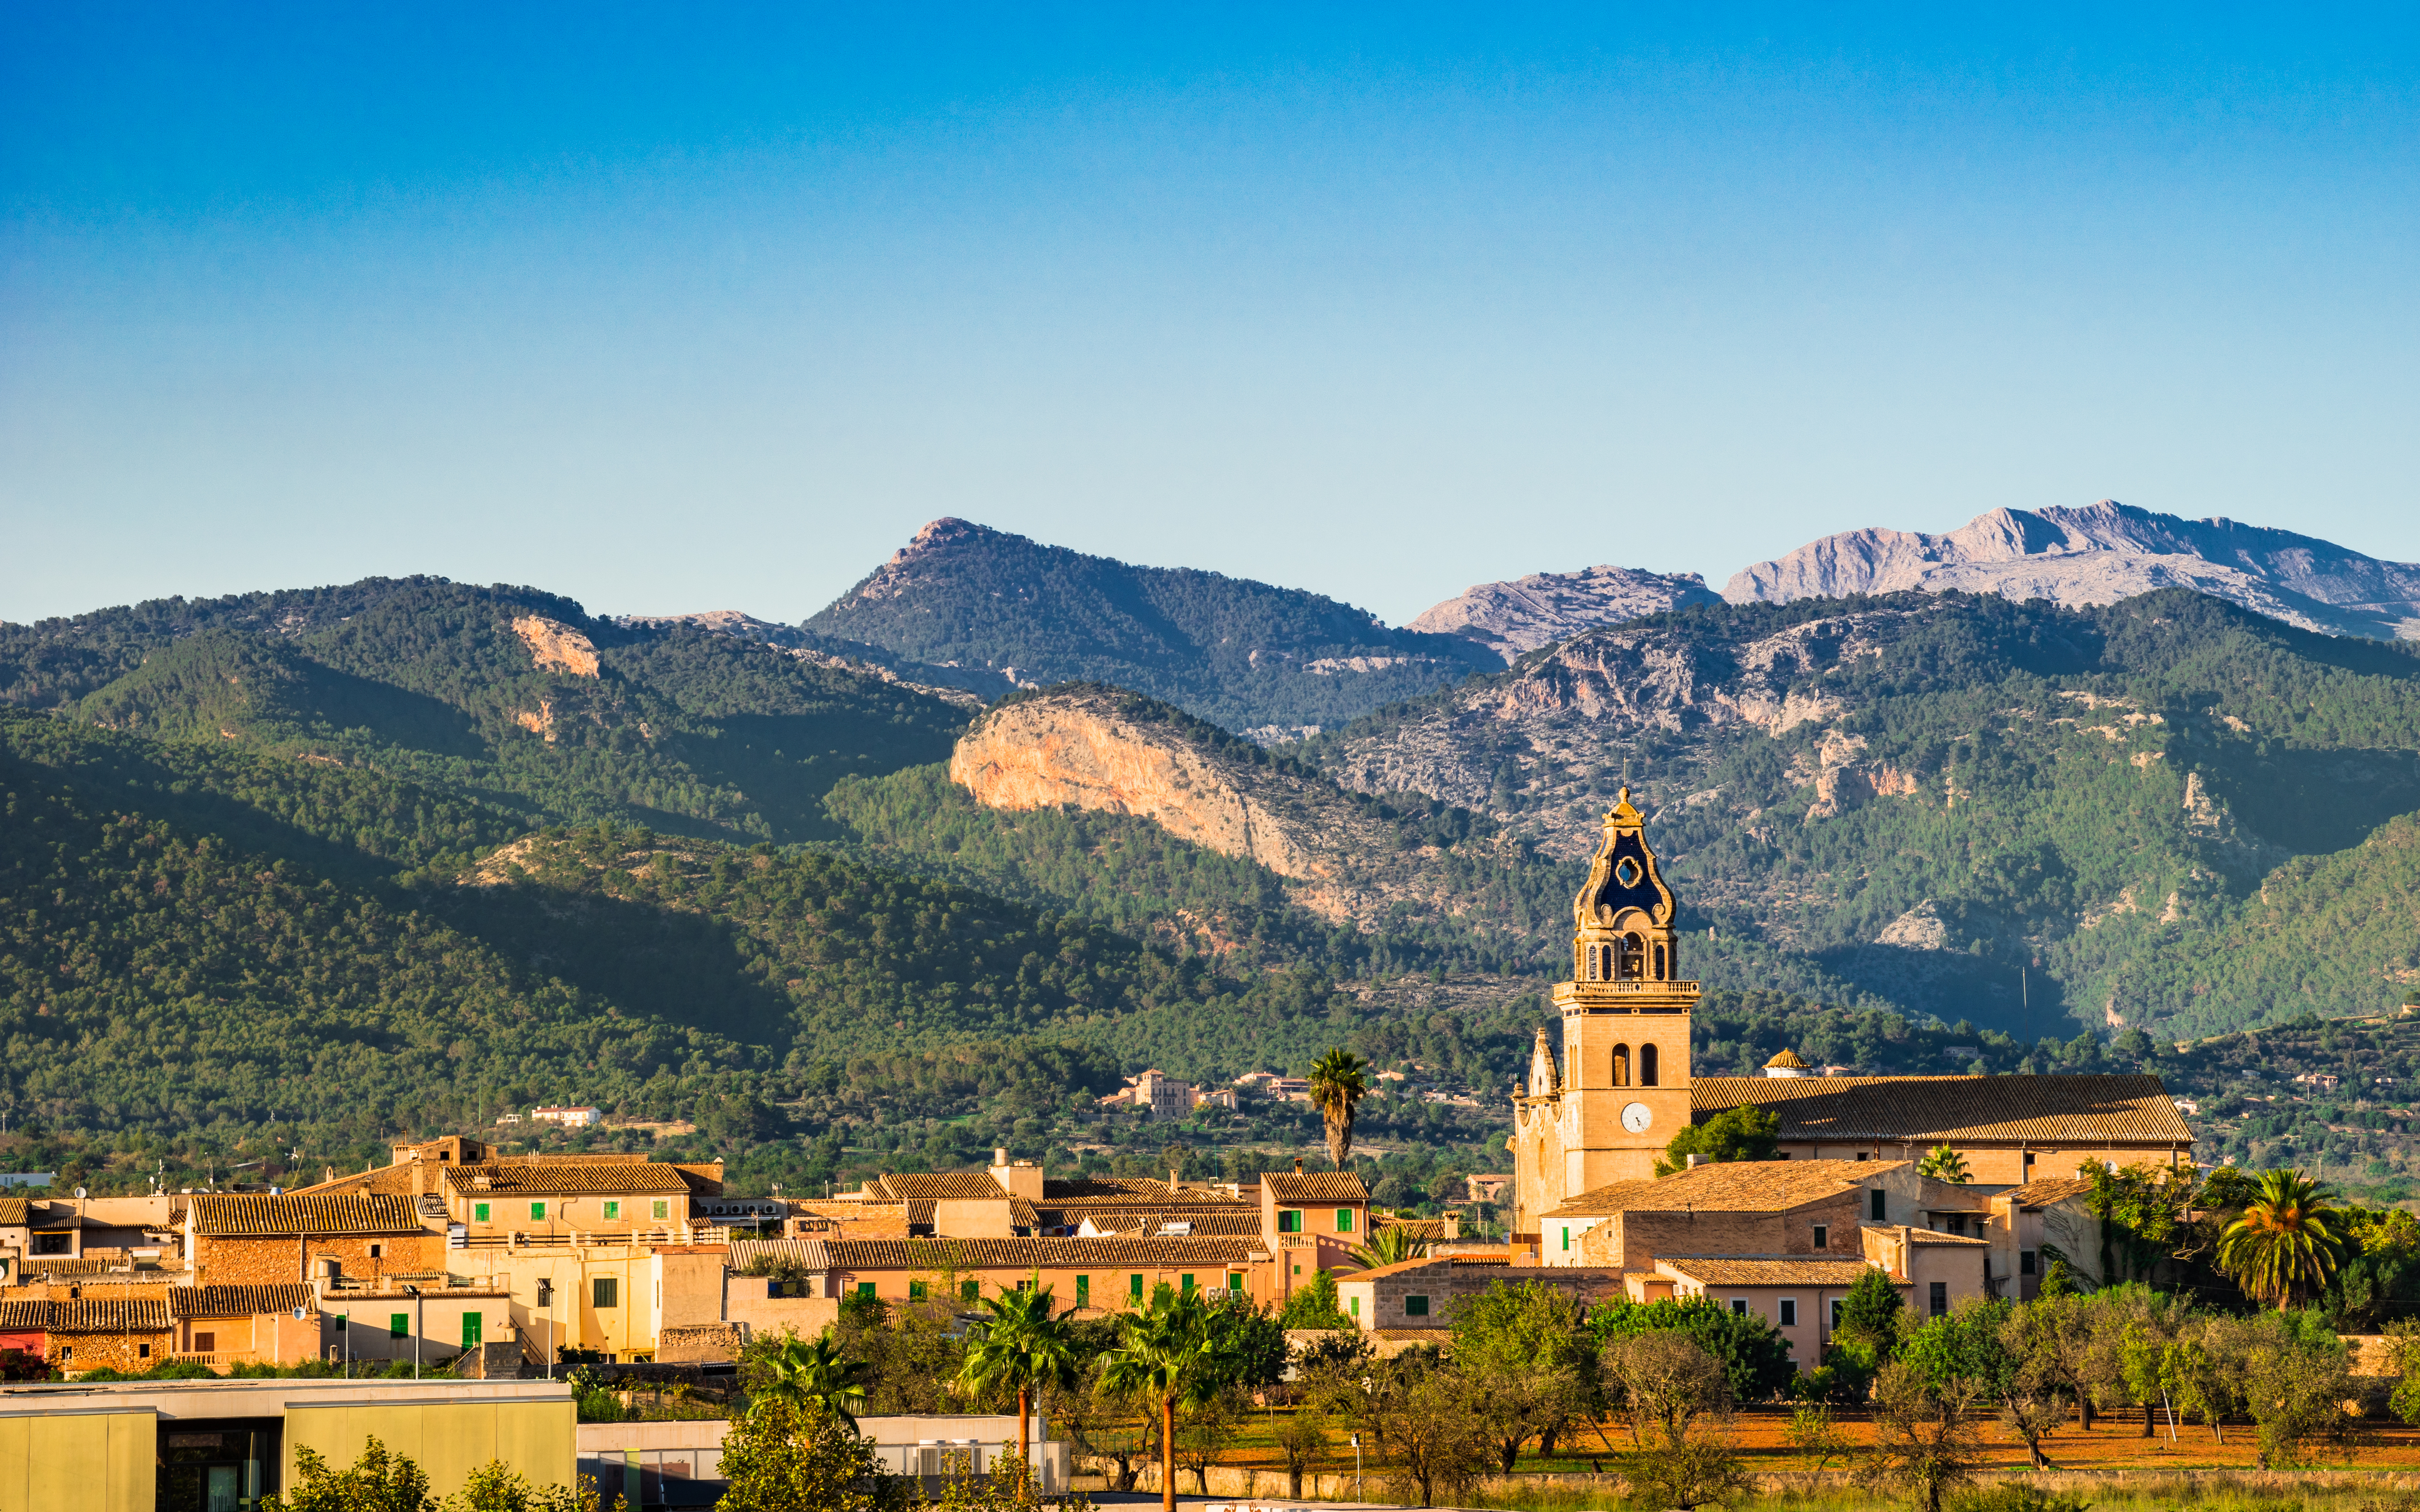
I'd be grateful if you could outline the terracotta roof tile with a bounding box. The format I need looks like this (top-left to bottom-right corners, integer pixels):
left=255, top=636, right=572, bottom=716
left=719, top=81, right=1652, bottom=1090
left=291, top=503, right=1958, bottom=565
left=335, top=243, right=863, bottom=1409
left=50, top=1298, right=170, bottom=1333
left=444, top=1163, right=691, bottom=1197
left=0, top=1300, right=48, bottom=1331
left=1693, top=1074, right=2194, bottom=1145
left=810, top=1237, right=1265, bottom=1270
left=1904, top=1228, right=1991, bottom=1247
left=171, top=1284, right=318, bottom=1319
left=1041, top=1178, right=1179, bottom=1202
left=1543, top=1160, right=1909, bottom=1219
left=17, top=1257, right=110, bottom=1277
left=868, top=1173, right=1009, bottom=1201
left=1008, top=1198, right=1040, bottom=1228
left=1660, top=1256, right=1902, bottom=1287
left=1265, top=1172, right=1369, bottom=1204
left=0, top=1198, right=27, bottom=1226
left=1079, top=1212, right=1265, bottom=1237
left=905, top=1201, right=937, bottom=1227
left=192, top=1193, right=426, bottom=1236
left=2002, top=1177, right=2098, bottom=1208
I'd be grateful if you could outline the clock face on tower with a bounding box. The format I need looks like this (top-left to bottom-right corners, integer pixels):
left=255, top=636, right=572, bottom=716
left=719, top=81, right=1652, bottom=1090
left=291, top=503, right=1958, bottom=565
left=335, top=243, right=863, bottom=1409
left=1621, top=1101, right=1653, bottom=1134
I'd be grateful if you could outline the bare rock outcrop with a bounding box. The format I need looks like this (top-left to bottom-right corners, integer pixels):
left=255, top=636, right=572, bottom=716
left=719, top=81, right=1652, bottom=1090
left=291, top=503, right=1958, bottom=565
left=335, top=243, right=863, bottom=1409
left=949, top=685, right=1536, bottom=934
left=1407, top=565, right=1722, bottom=662
left=1726, top=500, right=2420, bottom=640
left=511, top=616, right=601, bottom=677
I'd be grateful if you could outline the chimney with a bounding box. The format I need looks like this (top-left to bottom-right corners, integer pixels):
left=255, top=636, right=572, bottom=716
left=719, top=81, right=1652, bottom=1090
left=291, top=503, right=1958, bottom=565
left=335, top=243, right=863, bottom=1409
left=1293, top=1157, right=1305, bottom=1175
left=1444, top=1211, right=1461, bottom=1241
left=412, top=1161, right=426, bottom=1199
left=1686, top=1154, right=1707, bottom=1169
left=993, top=1147, right=1008, bottom=1169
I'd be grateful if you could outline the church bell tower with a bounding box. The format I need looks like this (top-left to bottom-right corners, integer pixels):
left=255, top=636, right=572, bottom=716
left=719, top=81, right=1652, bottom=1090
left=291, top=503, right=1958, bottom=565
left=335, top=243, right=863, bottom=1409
left=1512, top=788, right=1698, bottom=1233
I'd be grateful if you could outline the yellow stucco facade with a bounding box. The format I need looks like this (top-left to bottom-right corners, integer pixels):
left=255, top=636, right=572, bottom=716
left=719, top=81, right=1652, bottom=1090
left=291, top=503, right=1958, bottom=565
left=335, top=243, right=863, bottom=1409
left=0, top=1407, right=155, bottom=1512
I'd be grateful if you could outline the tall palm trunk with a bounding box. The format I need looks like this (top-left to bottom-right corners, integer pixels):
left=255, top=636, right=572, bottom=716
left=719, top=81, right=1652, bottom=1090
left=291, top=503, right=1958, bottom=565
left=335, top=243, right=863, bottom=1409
left=1161, top=1393, right=1177, bottom=1512
left=1018, top=1384, right=1031, bottom=1501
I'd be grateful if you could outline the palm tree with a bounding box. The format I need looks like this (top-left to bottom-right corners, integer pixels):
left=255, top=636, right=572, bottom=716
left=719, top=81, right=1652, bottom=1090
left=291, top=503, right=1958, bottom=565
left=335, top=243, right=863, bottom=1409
left=2216, top=1168, right=2343, bottom=1310
left=1917, top=1144, right=1971, bottom=1183
left=1307, top=1048, right=1369, bottom=1171
left=957, top=1277, right=1080, bottom=1497
left=1349, top=1220, right=1431, bottom=1269
left=1100, top=1286, right=1230, bottom=1512
left=750, top=1331, right=870, bottom=1429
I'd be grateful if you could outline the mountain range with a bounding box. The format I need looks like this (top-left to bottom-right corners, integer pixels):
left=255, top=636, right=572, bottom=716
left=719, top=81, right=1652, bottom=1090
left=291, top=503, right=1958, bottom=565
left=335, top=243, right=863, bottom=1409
left=5, top=500, right=2420, bottom=1187
left=1723, top=500, right=2420, bottom=641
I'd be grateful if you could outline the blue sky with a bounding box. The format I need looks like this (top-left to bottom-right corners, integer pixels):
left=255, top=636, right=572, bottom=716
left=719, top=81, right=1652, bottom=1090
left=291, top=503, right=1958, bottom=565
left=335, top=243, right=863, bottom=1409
left=4, top=7, right=2416, bottom=626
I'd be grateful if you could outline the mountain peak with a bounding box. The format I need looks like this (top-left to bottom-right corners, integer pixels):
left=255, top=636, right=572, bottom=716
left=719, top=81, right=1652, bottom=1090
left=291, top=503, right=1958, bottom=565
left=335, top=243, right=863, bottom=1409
left=1726, top=501, right=2420, bottom=640
left=1407, top=564, right=1723, bottom=663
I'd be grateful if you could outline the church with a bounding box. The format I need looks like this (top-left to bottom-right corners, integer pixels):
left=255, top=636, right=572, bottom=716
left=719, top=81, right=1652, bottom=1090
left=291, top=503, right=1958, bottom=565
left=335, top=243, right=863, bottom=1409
left=1510, top=790, right=2196, bottom=1239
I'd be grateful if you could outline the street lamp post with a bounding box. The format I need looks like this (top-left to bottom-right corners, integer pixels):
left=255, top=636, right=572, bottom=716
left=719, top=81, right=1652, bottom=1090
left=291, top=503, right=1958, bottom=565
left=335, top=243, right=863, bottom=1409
left=405, top=1285, right=423, bottom=1380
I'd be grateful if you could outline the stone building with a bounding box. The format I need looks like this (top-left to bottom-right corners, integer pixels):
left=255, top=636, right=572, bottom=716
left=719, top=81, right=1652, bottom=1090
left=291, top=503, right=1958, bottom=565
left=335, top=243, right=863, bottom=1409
left=1511, top=790, right=2196, bottom=1237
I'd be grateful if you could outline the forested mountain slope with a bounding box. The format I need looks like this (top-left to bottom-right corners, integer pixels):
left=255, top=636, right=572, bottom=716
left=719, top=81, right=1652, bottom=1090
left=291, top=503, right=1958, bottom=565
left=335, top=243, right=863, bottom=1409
left=805, top=518, right=1495, bottom=734
left=11, top=577, right=970, bottom=844
left=1305, top=589, right=2420, bottom=1042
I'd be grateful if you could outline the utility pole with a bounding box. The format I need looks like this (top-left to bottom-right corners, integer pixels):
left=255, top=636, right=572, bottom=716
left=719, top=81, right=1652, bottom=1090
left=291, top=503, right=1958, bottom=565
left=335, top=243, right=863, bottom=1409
left=406, top=1285, right=423, bottom=1380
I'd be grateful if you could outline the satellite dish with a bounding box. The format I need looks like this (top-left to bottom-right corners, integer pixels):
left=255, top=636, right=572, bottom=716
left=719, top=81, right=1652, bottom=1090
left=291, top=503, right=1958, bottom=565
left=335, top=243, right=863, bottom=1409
left=74, top=1187, right=87, bottom=1199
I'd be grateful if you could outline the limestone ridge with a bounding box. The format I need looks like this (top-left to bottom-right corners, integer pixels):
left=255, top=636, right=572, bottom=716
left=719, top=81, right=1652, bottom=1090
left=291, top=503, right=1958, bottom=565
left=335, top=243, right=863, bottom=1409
left=614, top=611, right=985, bottom=709
left=1406, top=564, right=1724, bottom=663
left=1727, top=501, right=2420, bottom=641
left=806, top=518, right=1496, bottom=734
left=948, top=683, right=1541, bottom=937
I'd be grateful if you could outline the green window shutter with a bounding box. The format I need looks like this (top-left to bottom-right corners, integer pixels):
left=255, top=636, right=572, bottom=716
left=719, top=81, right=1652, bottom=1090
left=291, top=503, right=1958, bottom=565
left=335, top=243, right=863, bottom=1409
left=1349, top=1297, right=1359, bottom=1317
left=1561, top=1227, right=1571, bottom=1252
left=1405, top=1295, right=1429, bottom=1317
left=1180, top=1274, right=1194, bottom=1294
left=1279, top=1210, right=1302, bottom=1233
left=531, top=1202, right=547, bottom=1221
left=909, top=1281, right=926, bottom=1302
left=1227, top=1272, right=1244, bottom=1293
left=474, top=1203, right=490, bottom=1223
left=653, top=1200, right=669, bottom=1220
left=462, top=1313, right=482, bottom=1349
left=594, top=1277, right=618, bottom=1309
left=857, top=1282, right=877, bottom=1301
left=390, top=1313, right=409, bottom=1339
left=1337, top=1209, right=1353, bottom=1232
left=1129, top=1274, right=1144, bottom=1301
left=604, top=1201, right=619, bottom=1220
left=961, top=1280, right=979, bottom=1304
left=1075, top=1275, right=1089, bottom=1306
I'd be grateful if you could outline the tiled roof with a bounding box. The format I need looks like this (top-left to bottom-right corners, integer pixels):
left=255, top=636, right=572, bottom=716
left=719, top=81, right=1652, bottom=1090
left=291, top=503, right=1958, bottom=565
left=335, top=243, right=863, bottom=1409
left=2002, top=1176, right=2098, bottom=1208
left=1008, top=1198, right=1040, bottom=1228
left=171, top=1284, right=319, bottom=1319
left=904, top=1201, right=937, bottom=1227
left=1340, top=1255, right=1545, bottom=1283
left=1265, top=1172, right=1369, bottom=1204
left=806, top=1237, right=1265, bottom=1270
left=1693, top=1074, right=2195, bottom=1145
left=0, top=1300, right=49, bottom=1331
left=192, top=1193, right=426, bottom=1236
left=1903, top=1228, right=1991, bottom=1247
left=444, top=1163, right=691, bottom=1196
left=866, top=1172, right=1010, bottom=1201
left=0, top=1198, right=26, bottom=1225
left=1543, top=1160, right=1910, bottom=1219
left=729, top=1239, right=824, bottom=1271
left=1660, top=1256, right=1900, bottom=1287
left=1042, top=1177, right=1178, bottom=1201
left=1380, top=1217, right=1451, bottom=1241
left=49, top=1298, right=171, bottom=1333
left=1078, top=1212, right=1265, bottom=1237
left=17, top=1257, right=109, bottom=1276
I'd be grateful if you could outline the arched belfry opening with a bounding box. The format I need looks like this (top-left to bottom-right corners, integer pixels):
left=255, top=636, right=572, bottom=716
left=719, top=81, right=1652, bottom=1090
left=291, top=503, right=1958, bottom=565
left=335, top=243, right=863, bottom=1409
left=1611, top=1044, right=1631, bottom=1087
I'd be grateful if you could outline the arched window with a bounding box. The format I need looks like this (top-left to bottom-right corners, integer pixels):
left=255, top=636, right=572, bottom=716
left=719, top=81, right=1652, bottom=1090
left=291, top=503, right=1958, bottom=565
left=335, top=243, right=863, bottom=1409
left=1640, top=1043, right=1659, bottom=1086
left=1611, top=1044, right=1631, bottom=1087
left=1617, top=933, right=1645, bottom=980
left=1653, top=943, right=1667, bottom=981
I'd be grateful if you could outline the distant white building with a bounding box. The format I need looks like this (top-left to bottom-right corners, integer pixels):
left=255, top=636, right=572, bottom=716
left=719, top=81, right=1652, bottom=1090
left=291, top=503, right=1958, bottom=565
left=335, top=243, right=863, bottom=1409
left=532, top=1106, right=604, bottom=1128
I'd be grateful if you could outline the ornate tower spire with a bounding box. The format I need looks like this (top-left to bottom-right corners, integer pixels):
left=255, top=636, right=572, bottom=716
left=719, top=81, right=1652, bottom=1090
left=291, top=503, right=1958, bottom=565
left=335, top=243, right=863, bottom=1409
left=1512, top=786, right=1702, bottom=1235
left=1569, top=787, right=1682, bottom=988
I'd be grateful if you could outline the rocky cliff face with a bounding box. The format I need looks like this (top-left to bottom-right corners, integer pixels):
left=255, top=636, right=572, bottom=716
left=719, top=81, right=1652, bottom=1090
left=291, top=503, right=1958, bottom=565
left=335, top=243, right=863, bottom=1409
left=1726, top=501, right=2420, bottom=640
left=511, top=615, right=601, bottom=677
left=1406, top=564, right=1722, bottom=662
left=949, top=684, right=1539, bottom=935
